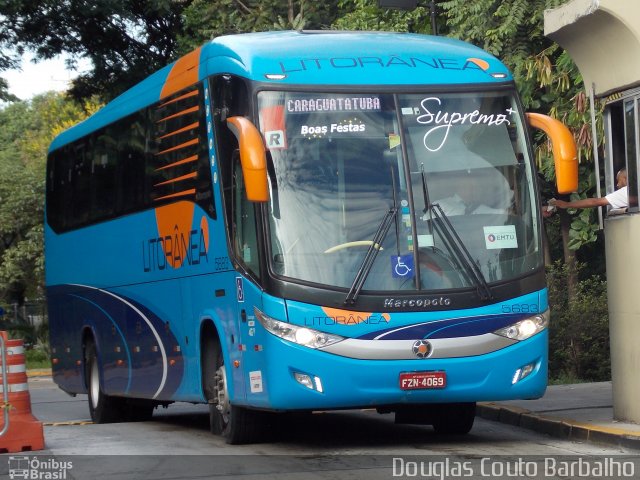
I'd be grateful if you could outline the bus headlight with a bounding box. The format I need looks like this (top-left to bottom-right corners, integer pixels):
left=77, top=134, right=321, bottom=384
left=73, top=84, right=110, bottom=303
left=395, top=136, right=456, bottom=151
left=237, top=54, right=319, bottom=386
left=494, top=310, right=549, bottom=341
left=255, top=308, right=344, bottom=349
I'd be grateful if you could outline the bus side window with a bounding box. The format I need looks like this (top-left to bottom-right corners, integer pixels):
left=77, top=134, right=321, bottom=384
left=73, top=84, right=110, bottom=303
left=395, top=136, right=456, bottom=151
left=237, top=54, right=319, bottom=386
left=210, top=75, right=261, bottom=278
left=232, top=150, right=260, bottom=276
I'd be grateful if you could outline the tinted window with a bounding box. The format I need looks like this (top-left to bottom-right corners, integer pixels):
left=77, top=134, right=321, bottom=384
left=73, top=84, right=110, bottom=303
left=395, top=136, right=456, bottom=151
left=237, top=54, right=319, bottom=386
left=46, top=84, right=215, bottom=232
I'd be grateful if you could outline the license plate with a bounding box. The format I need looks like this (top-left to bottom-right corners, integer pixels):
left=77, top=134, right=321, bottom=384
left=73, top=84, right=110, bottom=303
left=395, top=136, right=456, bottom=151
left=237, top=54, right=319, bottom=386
left=399, top=371, right=446, bottom=390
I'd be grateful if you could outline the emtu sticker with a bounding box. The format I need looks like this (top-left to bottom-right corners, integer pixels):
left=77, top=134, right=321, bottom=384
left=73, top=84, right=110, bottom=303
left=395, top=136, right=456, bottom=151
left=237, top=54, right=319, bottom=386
left=484, top=225, right=518, bottom=249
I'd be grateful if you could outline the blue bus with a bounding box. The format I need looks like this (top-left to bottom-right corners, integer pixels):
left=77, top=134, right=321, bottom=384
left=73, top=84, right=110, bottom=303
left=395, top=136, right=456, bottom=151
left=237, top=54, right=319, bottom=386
left=46, top=31, right=577, bottom=443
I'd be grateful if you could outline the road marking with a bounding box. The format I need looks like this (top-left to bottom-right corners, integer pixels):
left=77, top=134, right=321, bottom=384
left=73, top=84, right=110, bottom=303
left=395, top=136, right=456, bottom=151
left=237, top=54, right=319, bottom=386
left=44, top=421, right=94, bottom=426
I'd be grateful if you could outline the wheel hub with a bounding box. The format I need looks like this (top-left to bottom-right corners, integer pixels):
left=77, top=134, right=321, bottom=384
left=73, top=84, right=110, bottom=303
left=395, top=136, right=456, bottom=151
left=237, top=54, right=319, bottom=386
left=214, top=366, right=230, bottom=419
left=90, top=359, right=100, bottom=409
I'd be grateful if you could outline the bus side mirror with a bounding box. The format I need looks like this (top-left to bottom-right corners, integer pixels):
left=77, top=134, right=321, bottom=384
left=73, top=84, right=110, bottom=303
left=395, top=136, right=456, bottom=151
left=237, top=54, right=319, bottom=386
left=226, top=116, right=269, bottom=202
left=526, top=112, right=578, bottom=194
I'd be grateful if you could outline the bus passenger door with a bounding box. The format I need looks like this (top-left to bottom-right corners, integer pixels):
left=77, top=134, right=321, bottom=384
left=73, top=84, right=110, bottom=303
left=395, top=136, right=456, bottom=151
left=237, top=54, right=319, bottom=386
left=210, top=74, right=266, bottom=406
left=229, top=152, right=266, bottom=405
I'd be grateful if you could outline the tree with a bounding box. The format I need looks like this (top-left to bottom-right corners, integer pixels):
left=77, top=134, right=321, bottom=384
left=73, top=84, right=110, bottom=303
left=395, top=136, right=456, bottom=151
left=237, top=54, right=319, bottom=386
left=332, top=0, right=435, bottom=33
left=0, top=0, right=193, bottom=101
left=546, top=261, right=610, bottom=381
left=0, top=161, right=43, bottom=304
left=178, top=0, right=347, bottom=54
left=0, top=12, right=20, bottom=102
left=0, top=92, right=100, bottom=305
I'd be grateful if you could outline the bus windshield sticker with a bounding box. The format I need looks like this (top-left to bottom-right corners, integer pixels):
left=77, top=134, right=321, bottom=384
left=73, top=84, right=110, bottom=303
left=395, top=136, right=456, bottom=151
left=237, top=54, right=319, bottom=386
left=286, top=96, right=381, bottom=113
left=418, top=234, right=434, bottom=247
left=391, top=255, right=414, bottom=279
left=413, top=97, right=514, bottom=152
left=300, top=119, right=367, bottom=139
left=483, top=225, right=518, bottom=249
left=389, top=133, right=401, bottom=149
left=265, top=130, right=286, bottom=149
left=260, top=105, right=287, bottom=150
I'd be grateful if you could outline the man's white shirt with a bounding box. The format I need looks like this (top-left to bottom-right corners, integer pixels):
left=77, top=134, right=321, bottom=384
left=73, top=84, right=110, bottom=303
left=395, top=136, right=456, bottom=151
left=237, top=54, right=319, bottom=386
left=605, top=186, right=628, bottom=209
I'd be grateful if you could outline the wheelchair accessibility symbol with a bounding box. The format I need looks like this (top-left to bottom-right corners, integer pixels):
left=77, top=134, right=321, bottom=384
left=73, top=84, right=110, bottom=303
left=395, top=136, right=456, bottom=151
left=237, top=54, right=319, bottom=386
left=391, top=255, right=414, bottom=279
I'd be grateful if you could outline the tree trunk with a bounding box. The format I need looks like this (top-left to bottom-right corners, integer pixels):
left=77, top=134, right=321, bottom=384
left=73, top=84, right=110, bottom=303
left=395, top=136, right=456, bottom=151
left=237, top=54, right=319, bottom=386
left=559, top=209, right=578, bottom=298
left=288, top=0, right=295, bottom=24
left=542, top=222, right=552, bottom=267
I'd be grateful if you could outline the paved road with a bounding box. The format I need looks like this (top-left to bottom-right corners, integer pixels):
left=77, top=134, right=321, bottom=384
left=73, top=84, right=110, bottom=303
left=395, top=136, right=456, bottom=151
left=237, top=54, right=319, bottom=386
left=4, top=377, right=637, bottom=480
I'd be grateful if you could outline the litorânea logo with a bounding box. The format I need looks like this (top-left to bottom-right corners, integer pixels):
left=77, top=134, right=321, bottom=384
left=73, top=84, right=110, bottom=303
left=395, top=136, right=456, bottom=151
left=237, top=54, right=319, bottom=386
left=8, top=456, right=72, bottom=480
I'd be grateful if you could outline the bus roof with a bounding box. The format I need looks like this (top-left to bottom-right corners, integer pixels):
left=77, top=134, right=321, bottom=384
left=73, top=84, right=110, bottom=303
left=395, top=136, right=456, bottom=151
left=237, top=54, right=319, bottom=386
left=50, top=31, right=512, bottom=152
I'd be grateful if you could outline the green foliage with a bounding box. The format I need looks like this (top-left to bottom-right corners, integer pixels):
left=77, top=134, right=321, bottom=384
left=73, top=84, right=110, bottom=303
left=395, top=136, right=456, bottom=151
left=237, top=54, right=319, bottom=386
left=332, top=0, right=432, bottom=33
left=0, top=161, right=43, bottom=302
left=568, top=211, right=598, bottom=250
left=0, top=92, right=99, bottom=304
left=178, top=0, right=347, bottom=54
left=0, top=14, right=20, bottom=102
left=562, top=164, right=601, bottom=250
left=0, top=0, right=192, bottom=101
left=0, top=78, right=17, bottom=103
left=546, top=262, right=610, bottom=382
left=26, top=345, right=51, bottom=370
left=440, top=0, right=552, bottom=56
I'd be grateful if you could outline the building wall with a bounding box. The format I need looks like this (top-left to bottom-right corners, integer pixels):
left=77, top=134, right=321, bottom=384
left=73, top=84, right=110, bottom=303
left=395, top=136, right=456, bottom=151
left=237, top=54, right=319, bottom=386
left=545, top=0, right=640, bottom=96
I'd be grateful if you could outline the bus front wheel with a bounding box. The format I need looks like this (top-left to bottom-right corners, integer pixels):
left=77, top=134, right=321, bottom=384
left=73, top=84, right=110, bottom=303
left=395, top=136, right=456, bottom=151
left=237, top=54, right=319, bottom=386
left=394, top=402, right=476, bottom=435
left=85, top=340, right=124, bottom=423
left=431, top=402, right=476, bottom=435
left=206, top=339, right=264, bottom=444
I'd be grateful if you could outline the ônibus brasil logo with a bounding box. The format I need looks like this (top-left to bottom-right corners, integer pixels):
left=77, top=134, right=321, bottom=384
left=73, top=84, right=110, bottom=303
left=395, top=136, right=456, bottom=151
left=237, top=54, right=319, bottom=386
left=8, top=456, right=73, bottom=480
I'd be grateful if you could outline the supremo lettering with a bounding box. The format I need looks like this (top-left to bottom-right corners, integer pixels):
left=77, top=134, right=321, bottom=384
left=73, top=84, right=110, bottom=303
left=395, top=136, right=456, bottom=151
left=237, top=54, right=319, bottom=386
left=416, top=97, right=512, bottom=152
left=142, top=228, right=209, bottom=272
left=287, top=97, right=380, bottom=113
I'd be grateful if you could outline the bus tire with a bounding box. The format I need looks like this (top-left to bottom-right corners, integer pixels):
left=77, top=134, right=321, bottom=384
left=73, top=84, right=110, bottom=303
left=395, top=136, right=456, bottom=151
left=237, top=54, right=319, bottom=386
left=205, top=339, right=263, bottom=444
left=431, top=402, right=476, bottom=435
left=85, top=340, right=124, bottom=423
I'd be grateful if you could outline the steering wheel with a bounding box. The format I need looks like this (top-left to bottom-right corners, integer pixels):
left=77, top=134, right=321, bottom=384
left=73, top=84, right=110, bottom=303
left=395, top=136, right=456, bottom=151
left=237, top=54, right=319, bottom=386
left=323, top=241, right=384, bottom=254
left=416, top=247, right=467, bottom=288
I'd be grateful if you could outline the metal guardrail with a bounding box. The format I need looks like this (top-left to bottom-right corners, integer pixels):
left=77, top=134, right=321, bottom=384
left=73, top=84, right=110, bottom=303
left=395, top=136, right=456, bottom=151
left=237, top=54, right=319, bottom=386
left=0, top=334, right=10, bottom=437
left=0, top=301, right=48, bottom=326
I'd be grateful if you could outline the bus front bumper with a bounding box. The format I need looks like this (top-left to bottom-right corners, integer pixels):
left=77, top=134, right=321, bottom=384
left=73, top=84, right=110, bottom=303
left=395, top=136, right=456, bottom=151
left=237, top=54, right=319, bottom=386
left=240, top=330, right=547, bottom=411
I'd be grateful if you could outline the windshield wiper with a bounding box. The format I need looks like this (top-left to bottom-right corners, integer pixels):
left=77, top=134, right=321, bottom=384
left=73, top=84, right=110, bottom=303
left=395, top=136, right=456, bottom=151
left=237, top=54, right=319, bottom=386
left=430, top=204, right=493, bottom=301
left=344, top=205, right=398, bottom=305
left=345, top=165, right=401, bottom=306
left=418, top=165, right=493, bottom=301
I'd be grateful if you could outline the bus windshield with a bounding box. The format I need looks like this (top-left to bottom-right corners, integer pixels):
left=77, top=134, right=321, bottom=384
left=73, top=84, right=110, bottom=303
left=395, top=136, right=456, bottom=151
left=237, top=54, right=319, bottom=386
left=257, top=90, right=540, bottom=293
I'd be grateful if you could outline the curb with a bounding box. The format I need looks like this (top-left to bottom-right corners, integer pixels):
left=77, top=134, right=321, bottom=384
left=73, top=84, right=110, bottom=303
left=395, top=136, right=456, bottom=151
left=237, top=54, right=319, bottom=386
left=478, top=403, right=640, bottom=451
left=27, top=369, right=52, bottom=378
